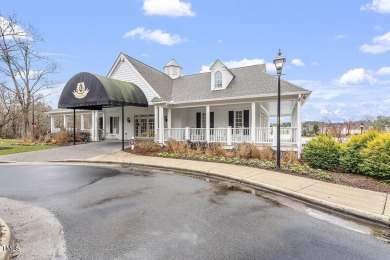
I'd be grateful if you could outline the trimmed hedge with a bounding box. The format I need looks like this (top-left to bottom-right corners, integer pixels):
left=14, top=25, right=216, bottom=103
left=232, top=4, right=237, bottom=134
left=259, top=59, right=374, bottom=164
left=339, top=130, right=378, bottom=174
left=360, top=133, right=390, bottom=180
left=302, top=134, right=341, bottom=170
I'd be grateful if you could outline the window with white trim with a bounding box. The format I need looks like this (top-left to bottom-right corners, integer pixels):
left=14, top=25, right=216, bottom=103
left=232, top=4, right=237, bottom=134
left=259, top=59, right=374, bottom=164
left=235, top=111, right=243, bottom=128
left=134, top=114, right=154, bottom=138
left=201, top=112, right=206, bottom=128
left=214, top=71, right=222, bottom=88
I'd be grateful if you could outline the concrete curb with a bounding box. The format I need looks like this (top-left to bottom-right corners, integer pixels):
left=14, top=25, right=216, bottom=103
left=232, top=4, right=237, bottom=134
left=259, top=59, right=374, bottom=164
left=0, top=161, right=17, bottom=164
left=54, top=159, right=390, bottom=227
left=0, top=217, right=13, bottom=260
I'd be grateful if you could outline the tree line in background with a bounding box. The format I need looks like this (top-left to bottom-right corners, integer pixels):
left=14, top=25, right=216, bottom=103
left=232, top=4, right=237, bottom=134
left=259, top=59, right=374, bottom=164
left=0, top=13, right=58, bottom=139
left=302, top=116, right=390, bottom=139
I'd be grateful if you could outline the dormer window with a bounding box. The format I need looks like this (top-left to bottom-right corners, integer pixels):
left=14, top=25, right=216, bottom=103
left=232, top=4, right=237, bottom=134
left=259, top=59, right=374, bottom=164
left=214, top=71, right=222, bottom=88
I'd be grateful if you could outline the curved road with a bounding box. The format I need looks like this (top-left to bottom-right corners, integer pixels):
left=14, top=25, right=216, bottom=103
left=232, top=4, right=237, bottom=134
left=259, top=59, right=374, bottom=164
left=0, top=164, right=389, bottom=259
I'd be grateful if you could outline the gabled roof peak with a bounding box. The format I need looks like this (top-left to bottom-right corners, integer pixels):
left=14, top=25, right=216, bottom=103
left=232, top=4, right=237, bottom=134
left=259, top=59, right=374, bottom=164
left=210, top=59, right=229, bottom=71
left=164, top=59, right=182, bottom=68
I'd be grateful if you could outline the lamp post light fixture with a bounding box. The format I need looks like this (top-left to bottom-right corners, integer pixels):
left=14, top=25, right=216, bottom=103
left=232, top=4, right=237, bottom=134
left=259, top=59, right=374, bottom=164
left=274, top=49, right=286, bottom=169
left=360, top=122, right=364, bottom=134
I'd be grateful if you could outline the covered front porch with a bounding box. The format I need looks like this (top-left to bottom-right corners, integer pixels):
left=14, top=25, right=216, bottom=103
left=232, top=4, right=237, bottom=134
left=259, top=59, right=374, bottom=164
left=152, top=94, right=305, bottom=151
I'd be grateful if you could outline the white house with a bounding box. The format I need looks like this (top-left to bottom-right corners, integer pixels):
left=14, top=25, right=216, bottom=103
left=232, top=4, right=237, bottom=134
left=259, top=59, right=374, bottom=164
left=48, top=53, right=311, bottom=152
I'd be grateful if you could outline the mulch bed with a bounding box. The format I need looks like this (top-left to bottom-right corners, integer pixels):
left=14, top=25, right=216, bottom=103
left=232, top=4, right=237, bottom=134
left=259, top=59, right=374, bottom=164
left=124, top=148, right=390, bottom=193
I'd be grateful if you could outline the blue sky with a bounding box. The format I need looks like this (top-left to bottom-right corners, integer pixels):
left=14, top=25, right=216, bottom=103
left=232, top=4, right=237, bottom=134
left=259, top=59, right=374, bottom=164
left=1, top=0, right=389, bottom=122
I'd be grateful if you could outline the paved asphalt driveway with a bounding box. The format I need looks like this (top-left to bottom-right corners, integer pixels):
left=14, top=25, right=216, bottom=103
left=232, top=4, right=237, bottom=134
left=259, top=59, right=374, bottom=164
left=0, top=165, right=389, bottom=259
left=0, top=141, right=128, bottom=162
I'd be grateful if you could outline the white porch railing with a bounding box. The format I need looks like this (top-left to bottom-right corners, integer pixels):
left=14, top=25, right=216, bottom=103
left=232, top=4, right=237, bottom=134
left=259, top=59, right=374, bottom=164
left=209, top=128, right=228, bottom=143
left=189, top=128, right=206, bottom=142
left=255, top=127, right=273, bottom=143
left=231, top=128, right=251, bottom=143
left=279, top=127, right=298, bottom=143
left=158, top=127, right=298, bottom=145
left=164, top=128, right=186, bottom=141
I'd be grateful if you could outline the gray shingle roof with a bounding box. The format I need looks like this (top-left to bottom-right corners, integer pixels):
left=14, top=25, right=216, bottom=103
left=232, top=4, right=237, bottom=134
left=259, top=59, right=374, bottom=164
left=122, top=54, right=310, bottom=103
left=171, top=65, right=310, bottom=102
left=123, top=54, right=173, bottom=101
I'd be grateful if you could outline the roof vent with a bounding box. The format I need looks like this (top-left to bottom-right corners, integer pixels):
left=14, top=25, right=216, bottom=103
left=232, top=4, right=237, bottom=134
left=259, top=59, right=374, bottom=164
left=164, top=59, right=182, bottom=79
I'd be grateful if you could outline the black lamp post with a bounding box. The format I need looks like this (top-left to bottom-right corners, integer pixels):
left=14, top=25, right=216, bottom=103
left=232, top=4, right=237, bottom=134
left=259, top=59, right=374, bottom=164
left=360, top=122, right=364, bottom=134
left=274, top=49, right=286, bottom=169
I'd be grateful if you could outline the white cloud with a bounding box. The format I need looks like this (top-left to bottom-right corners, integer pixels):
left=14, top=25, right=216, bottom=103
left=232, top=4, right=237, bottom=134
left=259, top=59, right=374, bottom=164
left=361, top=0, right=390, bottom=13
left=311, top=62, right=320, bottom=66
left=0, top=16, right=30, bottom=40
left=200, top=65, right=211, bottom=73
left=336, top=68, right=377, bottom=85
left=377, top=66, right=390, bottom=75
left=291, top=80, right=352, bottom=100
left=41, top=52, right=74, bottom=58
left=123, top=27, right=186, bottom=46
left=293, top=77, right=390, bottom=122
left=334, top=34, right=346, bottom=40
left=265, top=63, right=276, bottom=73
left=200, top=58, right=266, bottom=73
left=291, top=58, right=305, bottom=67
left=224, top=58, right=265, bottom=69
left=143, top=0, right=196, bottom=17
left=384, top=95, right=390, bottom=103
left=217, top=39, right=224, bottom=44
left=360, top=32, right=390, bottom=54
left=15, top=70, right=43, bottom=80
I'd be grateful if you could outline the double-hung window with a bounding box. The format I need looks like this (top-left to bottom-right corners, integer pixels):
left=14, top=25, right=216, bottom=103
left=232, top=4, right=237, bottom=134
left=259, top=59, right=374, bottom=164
left=214, top=71, right=222, bottom=88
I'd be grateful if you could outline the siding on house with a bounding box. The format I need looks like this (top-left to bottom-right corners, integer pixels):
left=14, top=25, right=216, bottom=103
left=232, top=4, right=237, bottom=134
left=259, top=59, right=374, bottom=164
left=110, top=59, right=160, bottom=103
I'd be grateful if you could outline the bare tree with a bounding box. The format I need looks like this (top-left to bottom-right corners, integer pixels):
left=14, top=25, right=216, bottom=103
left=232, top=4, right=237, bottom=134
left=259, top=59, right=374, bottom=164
left=344, top=119, right=354, bottom=136
left=0, top=82, right=20, bottom=136
left=0, top=13, right=58, bottom=135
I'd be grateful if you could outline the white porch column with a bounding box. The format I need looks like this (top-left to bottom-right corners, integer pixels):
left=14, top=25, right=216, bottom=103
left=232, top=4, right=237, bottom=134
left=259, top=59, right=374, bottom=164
left=154, top=106, right=158, bottom=141
left=251, top=102, right=256, bottom=143
left=50, top=116, right=55, bottom=133
left=168, top=108, right=172, bottom=129
left=185, top=127, right=190, bottom=141
left=297, top=95, right=302, bottom=158
left=81, top=114, right=85, bottom=130
left=206, top=105, right=210, bottom=143
left=102, top=112, right=105, bottom=139
left=91, top=111, right=95, bottom=141
left=63, top=115, right=67, bottom=129
left=159, top=106, right=164, bottom=144
left=94, top=110, right=99, bottom=141
left=227, top=126, right=232, bottom=146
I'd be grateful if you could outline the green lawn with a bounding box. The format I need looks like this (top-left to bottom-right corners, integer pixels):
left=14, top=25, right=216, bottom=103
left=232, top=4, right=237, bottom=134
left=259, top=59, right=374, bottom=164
left=0, top=139, right=58, bottom=155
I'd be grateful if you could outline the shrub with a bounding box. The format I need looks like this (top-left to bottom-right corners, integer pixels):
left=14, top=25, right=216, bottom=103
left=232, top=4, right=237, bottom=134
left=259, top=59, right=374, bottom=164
left=166, top=139, right=188, bottom=154
left=235, top=143, right=253, bottom=159
left=302, top=134, right=341, bottom=170
left=53, top=131, right=71, bottom=144
left=138, top=140, right=163, bottom=153
left=340, top=129, right=378, bottom=174
left=360, top=133, right=390, bottom=180
left=75, top=131, right=91, bottom=142
left=211, top=143, right=227, bottom=157
left=283, top=150, right=298, bottom=164
left=259, top=145, right=274, bottom=161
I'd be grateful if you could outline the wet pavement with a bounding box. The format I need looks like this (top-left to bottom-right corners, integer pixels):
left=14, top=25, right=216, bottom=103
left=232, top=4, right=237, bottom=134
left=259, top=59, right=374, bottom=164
left=0, top=164, right=389, bottom=259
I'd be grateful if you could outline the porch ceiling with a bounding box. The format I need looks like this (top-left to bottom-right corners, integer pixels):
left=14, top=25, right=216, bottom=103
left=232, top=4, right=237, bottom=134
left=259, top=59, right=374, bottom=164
left=260, top=100, right=294, bottom=117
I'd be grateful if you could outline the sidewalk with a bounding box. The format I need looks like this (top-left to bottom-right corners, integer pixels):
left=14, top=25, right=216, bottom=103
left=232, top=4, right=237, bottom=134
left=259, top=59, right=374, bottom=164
left=62, top=151, right=390, bottom=227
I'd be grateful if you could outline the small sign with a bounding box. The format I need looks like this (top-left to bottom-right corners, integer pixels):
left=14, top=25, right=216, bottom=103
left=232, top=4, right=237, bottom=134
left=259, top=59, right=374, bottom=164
left=72, top=82, right=89, bottom=99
